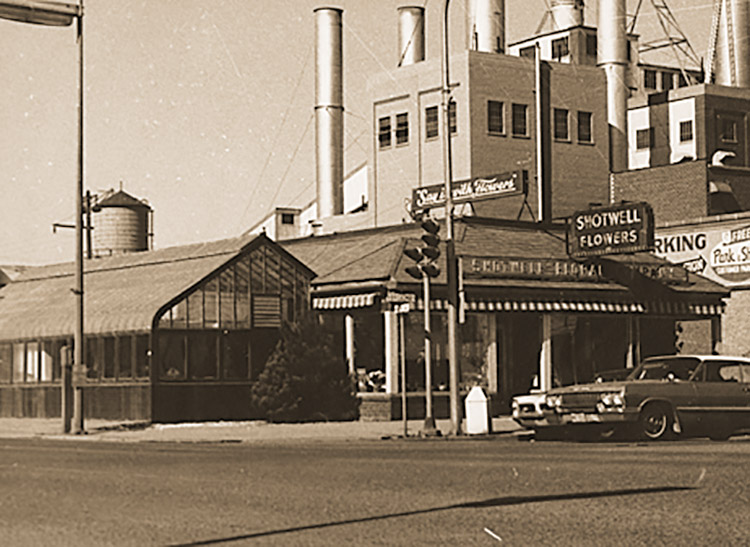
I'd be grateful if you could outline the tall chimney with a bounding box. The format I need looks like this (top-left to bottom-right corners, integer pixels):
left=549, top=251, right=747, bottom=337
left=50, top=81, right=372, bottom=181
left=550, top=0, right=584, bottom=30
left=598, top=0, right=628, bottom=173
left=713, top=0, right=750, bottom=87
left=398, top=6, right=425, bottom=66
left=314, top=7, right=344, bottom=218
left=467, top=0, right=505, bottom=53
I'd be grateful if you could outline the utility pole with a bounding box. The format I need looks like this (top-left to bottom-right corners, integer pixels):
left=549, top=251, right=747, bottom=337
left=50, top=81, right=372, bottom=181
left=441, top=0, right=461, bottom=435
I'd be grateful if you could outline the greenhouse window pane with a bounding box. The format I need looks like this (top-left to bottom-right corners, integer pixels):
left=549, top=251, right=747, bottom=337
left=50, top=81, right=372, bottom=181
left=220, top=269, right=235, bottom=328
left=204, top=278, right=219, bottom=328
left=188, top=331, right=218, bottom=379
left=159, top=331, right=185, bottom=380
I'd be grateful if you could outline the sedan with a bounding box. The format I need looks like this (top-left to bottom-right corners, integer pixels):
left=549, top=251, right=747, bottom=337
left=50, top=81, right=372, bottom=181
left=528, top=355, right=750, bottom=441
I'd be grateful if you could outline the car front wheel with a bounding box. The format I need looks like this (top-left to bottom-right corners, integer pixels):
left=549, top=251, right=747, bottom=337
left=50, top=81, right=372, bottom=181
left=639, top=403, right=672, bottom=441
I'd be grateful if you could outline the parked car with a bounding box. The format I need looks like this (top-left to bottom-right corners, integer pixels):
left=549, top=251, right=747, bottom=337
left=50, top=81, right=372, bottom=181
left=511, top=390, right=549, bottom=429
left=524, top=355, right=750, bottom=441
left=592, top=368, right=632, bottom=383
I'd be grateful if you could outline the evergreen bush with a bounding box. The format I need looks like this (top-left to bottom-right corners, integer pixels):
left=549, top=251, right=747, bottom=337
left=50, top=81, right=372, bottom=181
left=250, top=316, right=359, bottom=423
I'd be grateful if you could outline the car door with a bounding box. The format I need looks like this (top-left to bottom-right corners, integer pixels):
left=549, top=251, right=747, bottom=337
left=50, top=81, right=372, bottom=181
left=688, top=360, right=750, bottom=435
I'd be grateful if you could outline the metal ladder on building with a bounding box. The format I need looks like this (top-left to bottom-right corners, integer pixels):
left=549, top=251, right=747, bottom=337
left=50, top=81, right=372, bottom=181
left=705, top=0, right=736, bottom=85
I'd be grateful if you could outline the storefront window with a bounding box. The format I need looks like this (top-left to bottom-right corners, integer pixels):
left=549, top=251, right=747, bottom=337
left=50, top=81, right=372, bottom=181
left=12, top=343, right=24, bottom=383
left=460, top=314, right=493, bottom=390
left=39, top=342, right=54, bottom=382
left=0, top=344, right=11, bottom=383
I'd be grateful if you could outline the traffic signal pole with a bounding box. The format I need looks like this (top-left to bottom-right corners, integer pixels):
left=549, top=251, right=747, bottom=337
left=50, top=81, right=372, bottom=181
left=441, top=0, right=461, bottom=435
left=422, top=272, right=437, bottom=435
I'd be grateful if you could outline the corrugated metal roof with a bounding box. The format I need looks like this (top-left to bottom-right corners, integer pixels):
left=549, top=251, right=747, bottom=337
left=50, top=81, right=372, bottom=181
left=0, top=234, right=273, bottom=341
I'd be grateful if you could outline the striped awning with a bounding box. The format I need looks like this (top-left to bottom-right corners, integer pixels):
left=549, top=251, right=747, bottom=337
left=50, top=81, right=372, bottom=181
left=414, top=298, right=724, bottom=316
left=312, top=293, right=378, bottom=310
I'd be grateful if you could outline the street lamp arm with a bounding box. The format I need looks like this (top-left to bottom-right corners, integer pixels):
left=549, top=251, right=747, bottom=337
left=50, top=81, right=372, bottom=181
left=0, top=0, right=79, bottom=26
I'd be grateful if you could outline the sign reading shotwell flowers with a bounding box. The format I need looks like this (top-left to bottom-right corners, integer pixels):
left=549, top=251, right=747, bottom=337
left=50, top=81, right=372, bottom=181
left=568, top=202, right=655, bottom=258
left=411, top=170, right=527, bottom=214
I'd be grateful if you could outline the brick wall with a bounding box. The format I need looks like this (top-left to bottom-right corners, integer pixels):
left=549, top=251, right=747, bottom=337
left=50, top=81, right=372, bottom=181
left=612, top=160, right=709, bottom=223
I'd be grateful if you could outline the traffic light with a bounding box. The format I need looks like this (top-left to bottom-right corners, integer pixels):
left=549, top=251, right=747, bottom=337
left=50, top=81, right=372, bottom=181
left=404, top=218, right=441, bottom=280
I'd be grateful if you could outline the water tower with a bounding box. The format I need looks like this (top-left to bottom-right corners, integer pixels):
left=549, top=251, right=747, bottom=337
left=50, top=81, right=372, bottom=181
left=91, top=189, right=152, bottom=257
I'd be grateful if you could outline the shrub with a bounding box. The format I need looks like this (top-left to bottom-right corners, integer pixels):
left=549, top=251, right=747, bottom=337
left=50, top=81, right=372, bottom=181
left=250, top=316, right=359, bottom=423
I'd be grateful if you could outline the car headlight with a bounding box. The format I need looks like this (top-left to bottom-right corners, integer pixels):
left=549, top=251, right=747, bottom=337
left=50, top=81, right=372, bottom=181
left=545, top=394, right=562, bottom=409
left=597, top=390, right=625, bottom=411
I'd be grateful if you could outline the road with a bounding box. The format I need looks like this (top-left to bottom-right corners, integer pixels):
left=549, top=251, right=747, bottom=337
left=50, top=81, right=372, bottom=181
left=0, top=436, right=748, bottom=546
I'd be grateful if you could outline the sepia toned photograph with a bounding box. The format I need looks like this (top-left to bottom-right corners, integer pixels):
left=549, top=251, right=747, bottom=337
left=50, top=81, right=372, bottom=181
left=1, top=1, right=749, bottom=544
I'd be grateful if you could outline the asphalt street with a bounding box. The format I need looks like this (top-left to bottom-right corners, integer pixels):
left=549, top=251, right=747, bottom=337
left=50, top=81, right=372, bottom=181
left=1, top=435, right=748, bottom=546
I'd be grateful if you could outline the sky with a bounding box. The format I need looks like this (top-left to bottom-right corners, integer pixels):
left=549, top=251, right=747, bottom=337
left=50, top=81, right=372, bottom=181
left=0, top=0, right=714, bottom=265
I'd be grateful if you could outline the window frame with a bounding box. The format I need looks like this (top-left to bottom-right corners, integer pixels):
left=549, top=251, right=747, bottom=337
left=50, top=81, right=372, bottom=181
left=644, top=69, right=657, bottom=90
left=553, top=108, right=570, bottom=141
left=487, top=100, right=504, bottom=135
left=511, top=103, right=528, bottom=138
left=577, top=111, right=593, bottom=144
left=395, top=112, right=409, bottom=146
left=636, top=128, right=652, bottom=150
left=378, top=115, right=392, bottom=149
left=551, top=36, right=569, bottom=60
left=425, top=105, right=439, bottom=141
left=679, top=120, right=694, bottom=143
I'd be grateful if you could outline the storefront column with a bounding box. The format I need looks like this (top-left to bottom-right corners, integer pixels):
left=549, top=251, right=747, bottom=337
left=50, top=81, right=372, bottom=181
left=539, top=314, right=553, bottom=392
left=384, top=310, right=399, bottom=394
left=345, top=313, right=355, bottom=375
left=625, top=316, right=640, bottom=368
left=486, top=314, right=498, bottom=392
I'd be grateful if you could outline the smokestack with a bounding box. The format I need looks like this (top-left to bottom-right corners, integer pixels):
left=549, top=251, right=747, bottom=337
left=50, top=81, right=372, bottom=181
left=550, top=0, right=584, bottom=30
left=398, top=6, right=425, bottom=66
left=314, top=7, right=344, bottom=218
left=713, top=0, right=750, bottom=87
left=598, top=0, right=628, bottom=173
left=467, top=0, right=505, bottom=53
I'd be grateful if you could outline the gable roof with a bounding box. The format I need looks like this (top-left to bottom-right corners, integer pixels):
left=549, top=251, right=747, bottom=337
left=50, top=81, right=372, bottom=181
left=0, top=233, right=311, bottom=342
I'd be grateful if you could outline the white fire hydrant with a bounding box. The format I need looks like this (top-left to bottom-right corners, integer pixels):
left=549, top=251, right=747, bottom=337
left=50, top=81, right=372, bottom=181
left=464, top=386, right=491, bottom=435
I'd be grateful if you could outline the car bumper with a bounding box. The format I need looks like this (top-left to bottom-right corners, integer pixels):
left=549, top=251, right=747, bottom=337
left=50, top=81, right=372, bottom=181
left=549, top=411, right=637, bottom=425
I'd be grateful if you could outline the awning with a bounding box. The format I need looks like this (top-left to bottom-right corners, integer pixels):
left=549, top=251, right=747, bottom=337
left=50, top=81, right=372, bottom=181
left=414, top=298, right=724, bottom=316
left=312, top=293, right=378, bottom=310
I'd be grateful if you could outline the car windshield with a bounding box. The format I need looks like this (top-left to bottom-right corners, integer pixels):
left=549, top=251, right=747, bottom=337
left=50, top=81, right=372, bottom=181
left=629, top=357, right=700, bottom=381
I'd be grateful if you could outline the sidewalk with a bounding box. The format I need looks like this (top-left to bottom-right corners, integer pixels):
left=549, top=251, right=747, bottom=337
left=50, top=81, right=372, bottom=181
left=0, top=416, right=522, bottom=443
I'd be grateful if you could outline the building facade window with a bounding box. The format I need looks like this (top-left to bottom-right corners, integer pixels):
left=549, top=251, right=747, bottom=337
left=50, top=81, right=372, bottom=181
left=661, top=71, right=673, bottom=91
left=519, top=45, right=535, bottom=59
left=678, top=72, right=688, bottom=87
left=636, top=128, right=652, bottom=150
left=378, top=116, right=391, bottom=149
left=644, top=69, right=657, bottom=90
left=487, top=100, right=504, bottom=135
left=512, top=103, right=528, bottom=137
left=448, top=101, right=457, bottom=135
left=281, top=213, right=295, bottom=225
left=586, top=34, right=597, bottom=57
left=396, top=112, right=409, bottom=145
left=425, top=106, right=439, bottom=140
left=577, top=111, right=593, bottom=143
left=551, top=37, right=569, bottom=60
left=679, top=120, right=693, bottom=143
left=554, top=108, right=569, bottom=140
left=719, top=116, right=738, bottom=143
